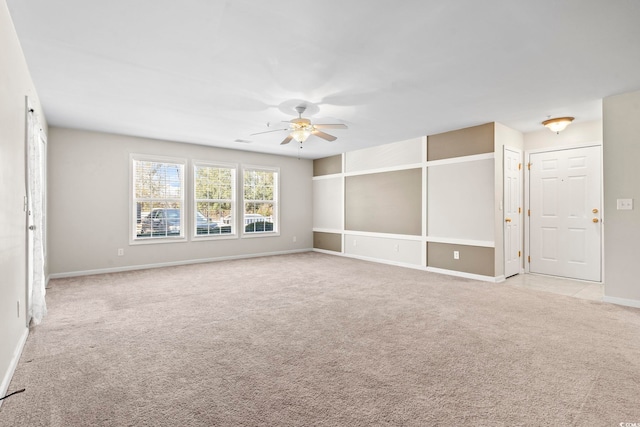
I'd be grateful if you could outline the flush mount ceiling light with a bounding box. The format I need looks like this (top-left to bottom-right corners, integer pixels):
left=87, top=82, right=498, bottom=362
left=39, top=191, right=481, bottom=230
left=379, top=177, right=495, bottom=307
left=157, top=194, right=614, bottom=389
left=542, top=116, right=574, bottom=134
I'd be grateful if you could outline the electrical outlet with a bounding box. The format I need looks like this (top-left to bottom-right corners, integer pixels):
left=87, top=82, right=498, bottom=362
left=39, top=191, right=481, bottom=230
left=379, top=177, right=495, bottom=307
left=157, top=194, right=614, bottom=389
left=117, top=248, right=124, bottom=256
left=394, top=244, right=399, bottom=252
left=617, top=198, right=633, bottom=210
left=453, top=250, right=460, bottom=260
left=353, top=239, right=357, bottom=247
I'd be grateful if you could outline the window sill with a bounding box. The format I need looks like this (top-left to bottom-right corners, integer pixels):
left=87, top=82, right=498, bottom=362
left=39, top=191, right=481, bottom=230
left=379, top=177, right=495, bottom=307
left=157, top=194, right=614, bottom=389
left=241, top=232, right=280, bottom=239
left=130, top=236, right=188, bottom=245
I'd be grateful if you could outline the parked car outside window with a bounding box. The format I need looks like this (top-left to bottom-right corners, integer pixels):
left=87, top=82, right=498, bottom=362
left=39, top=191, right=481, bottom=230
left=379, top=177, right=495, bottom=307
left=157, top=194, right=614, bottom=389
left=140, top=208, right=181, bottom=236
left=140, top=208, right=224, bottom=236
left=245, top=222, right=273, bottom=232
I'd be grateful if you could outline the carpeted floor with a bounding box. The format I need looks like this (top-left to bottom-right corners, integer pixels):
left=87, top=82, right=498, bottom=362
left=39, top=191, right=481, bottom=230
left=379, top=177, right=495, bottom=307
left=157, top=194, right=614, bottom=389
left=1, top=252, right=640, bottom=426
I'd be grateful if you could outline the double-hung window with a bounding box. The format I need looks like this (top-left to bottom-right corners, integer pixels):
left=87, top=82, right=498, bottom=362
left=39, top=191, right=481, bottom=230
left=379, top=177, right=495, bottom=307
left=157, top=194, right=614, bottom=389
left=242, top=166, right=279, bottom=235
left=193, top=162, right=236, bottom=237
left=132, top=156, right=185, bottom=241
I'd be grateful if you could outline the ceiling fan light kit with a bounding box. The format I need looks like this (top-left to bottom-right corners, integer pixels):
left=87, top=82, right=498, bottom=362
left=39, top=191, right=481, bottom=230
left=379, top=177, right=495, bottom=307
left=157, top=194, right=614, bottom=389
left=250, top=104, right=348, bottom=146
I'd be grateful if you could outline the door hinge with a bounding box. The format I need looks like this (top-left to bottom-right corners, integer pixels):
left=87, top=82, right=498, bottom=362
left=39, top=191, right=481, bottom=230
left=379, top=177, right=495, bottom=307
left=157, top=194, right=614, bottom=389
left=518, top=207, right=522, bottom=214
left=527, top=162, right=532, bottom=170
left=527, top=209, right=530, bottom=216
left=518, top=251, right=521, bottom=257
left=527, top=256, right=531, bottom=263
left=518, top=163, right=522, bottom=170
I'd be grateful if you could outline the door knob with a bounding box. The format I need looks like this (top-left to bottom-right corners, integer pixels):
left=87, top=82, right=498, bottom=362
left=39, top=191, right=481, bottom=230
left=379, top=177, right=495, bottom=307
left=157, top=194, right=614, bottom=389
left=592, top=218, right=599, bottom=223
left=592, top=208, right=599, bottom=214
left=505, top=218, right=512, bottom=223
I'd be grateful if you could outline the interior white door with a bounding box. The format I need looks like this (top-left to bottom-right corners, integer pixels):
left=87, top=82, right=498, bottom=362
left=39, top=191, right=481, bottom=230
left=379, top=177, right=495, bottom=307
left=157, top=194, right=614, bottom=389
left=529, top=146, right=601, bottom=281
left=504, top=147, right=522, bottom=278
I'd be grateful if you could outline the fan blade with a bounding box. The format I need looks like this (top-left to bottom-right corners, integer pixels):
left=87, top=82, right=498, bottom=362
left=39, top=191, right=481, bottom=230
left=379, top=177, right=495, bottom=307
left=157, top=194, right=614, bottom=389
left=312, top=130, right=337, bottom=142
left=280, top=135, right=293, bottom=145
left=250, top=128, right=288, bottom=136
left=313, top=124, right=348, bottom=130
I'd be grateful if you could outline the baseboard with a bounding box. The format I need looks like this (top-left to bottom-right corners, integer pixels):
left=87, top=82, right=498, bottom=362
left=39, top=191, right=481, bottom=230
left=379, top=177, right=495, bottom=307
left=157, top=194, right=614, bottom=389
left=312, top=249, right=503, bottom=282
left=603, top=296, right=640, bottom=309
left=48, top=248, right=313, bottom=279
left=0, top=327, right=29, bottom=408
left=312, top=248, right=343, bottom=256
left=337, top=252, right=426, bottom=271
left=426, top=267, right=503, bottom=283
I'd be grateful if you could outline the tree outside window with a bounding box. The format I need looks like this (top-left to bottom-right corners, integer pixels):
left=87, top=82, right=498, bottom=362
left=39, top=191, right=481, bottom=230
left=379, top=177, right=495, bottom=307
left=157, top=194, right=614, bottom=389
left=243, top=167, right=278, bottom=234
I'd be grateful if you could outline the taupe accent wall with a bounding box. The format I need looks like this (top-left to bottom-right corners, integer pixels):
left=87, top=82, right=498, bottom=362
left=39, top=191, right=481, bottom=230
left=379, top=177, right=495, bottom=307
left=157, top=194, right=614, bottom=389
left=427, top=122, right=495, bottom=161
left=345, top=168, right=422, bottom=235
left=313, top=232, right=342, bottom=253
left=313, top=155, right=342, bottom=176
left=427, top=242, right=495, bottom=276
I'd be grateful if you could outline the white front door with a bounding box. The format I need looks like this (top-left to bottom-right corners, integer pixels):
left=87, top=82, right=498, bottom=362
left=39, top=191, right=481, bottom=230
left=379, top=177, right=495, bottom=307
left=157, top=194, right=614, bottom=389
left=504, top=147, right=522, bottom=278
left=529, top=146, right=602, bottom=281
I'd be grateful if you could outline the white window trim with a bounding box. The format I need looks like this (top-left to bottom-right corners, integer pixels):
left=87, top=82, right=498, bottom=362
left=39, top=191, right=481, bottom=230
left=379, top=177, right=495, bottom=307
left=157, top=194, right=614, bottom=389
left=241, top=164, right=280, bottom=238
left=129, top=154, right=187, bottom=245
left=192, top=160, right=238, bottom=240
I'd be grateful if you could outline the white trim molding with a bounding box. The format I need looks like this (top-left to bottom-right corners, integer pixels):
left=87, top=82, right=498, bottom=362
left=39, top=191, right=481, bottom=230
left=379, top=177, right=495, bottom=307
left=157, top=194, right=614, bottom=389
left=426, top=152, right=495, bottom=168
left=0, top=327, right=29, bottom=408
left=426, top=266, right=504, bottom=283
left=603, top=296, right=640, bottom=309
left=425, top=236, right=495, bottom=248
left=48, top=249, right=312, bottom=279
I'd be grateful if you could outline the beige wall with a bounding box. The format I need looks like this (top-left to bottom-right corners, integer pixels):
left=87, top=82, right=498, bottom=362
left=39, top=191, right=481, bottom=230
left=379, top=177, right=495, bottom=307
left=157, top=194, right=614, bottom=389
left=313, top=155, right=342, bottom=176
left=345, top=168, right=422, bottom=236
left=427, top=123, right=494, bottom=161
left=47, top=127, right=313, bottom=275
left=0, top=0, right=47, bottom=399
left=313, top=232, right=342, bottom=252
left=313, top=125, right=523, bottom=278
left=427, top=242, right=495, bottom=277
left=603, top=90, right=640, bottom=303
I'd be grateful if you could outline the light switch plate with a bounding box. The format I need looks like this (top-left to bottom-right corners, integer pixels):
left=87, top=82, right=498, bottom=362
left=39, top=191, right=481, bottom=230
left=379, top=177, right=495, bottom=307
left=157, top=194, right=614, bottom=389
left=617, top=198, right=633, bottom=210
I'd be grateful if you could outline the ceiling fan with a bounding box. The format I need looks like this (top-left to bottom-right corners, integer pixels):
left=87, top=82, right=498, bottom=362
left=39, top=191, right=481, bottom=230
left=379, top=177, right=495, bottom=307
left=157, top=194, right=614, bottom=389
left=251, top=105, right=347, bottom=145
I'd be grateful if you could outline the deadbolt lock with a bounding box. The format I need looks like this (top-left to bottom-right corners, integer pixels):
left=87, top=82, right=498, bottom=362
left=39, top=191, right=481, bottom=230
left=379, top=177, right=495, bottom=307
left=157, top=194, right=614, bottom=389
left=592, top=218, right=599, bottom=223
left=592, top=208, right=599, bottom=214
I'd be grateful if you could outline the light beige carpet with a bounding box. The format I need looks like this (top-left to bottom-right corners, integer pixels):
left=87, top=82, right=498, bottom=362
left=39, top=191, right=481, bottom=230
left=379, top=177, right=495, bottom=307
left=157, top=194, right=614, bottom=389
left=2, top=252, right=640, bottom=426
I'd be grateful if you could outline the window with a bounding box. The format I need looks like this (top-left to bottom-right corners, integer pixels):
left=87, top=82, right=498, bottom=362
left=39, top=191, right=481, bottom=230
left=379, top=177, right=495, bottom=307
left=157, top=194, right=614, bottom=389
left=242, top=167, right=278, bottom=235
left=193, top=163, right=236, bottom=237
left=132, top=156, right=185, bottom=241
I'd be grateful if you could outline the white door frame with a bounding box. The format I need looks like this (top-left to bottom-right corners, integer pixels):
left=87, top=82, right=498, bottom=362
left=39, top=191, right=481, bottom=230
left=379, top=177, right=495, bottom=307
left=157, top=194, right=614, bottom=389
left=524, top=141, right=604, bottom=281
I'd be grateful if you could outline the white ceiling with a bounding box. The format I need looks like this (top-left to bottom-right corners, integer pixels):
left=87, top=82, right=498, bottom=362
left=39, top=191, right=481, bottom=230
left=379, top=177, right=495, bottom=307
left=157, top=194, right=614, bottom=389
left=7, top=0, right=640, bottom=159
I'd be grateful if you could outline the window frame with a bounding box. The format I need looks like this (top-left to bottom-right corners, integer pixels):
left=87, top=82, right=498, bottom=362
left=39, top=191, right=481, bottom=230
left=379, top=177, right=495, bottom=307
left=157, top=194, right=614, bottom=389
left=192, top=161, right=238, bottom=240
left=241, top=165, right=280, bottom=238
left=130, top=154, right=187, bottom=245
